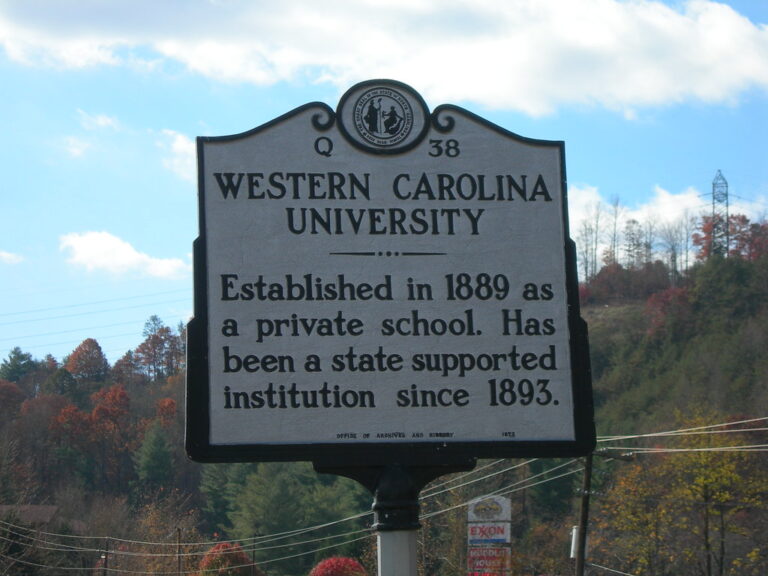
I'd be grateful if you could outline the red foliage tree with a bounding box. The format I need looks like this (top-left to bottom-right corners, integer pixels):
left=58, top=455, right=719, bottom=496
left=645, top=286, right=691, bottom=339
left=52, top=384, right=137, bottom=491
left=53, top=403, right=93, bottom=445
left=91, top=384, right=135, bottom=487
left=65, top=338, right=110, bottom=382
left=309, top=556, right=368, bottom=576
left=135, top=316, right=184, bottom=382
left=20, top=394, right=69, bottom=424
left=16, top=394, right=69, bottom=493
left=155, top=397, right=177, bottom=427
left=741, top=220, right=768, bottom=261
left=587, top=262, right=628, bottom=302
left=693, top=214, right=768, bottom=261
left=0, top=379, right=25, bottom=420
left=112, top=350, right=147, bottom=387
left=198, top=542, right=262, bottom=575
left=91, top=384, right=131, bottom=427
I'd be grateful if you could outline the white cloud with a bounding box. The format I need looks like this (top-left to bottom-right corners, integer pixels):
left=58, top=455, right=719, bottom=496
left=569, top=183, right=706, bottom=231
left=626, top=185, right=704, bottom=224
left=157, top=129, right=195, bottom=182
left=1, top=1, right=766, bottom=115
left=77, top=109, right=120, bottom=130
left=60, top=231, right=191, bottom=279
left=567, top=183, right=605, bottom=229
left=0, top=11, right=121, bottom=68
left=64, top=136, right=91, bottom=157
left=0, top=250, right=23, bottom=264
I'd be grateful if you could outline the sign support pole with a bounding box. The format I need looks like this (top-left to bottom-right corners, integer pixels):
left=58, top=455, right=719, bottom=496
left=378, top=531, right=417, bottom=576
left=372, top=464, right=422, bottom=576
left=315, top=460, right=475, bottom=576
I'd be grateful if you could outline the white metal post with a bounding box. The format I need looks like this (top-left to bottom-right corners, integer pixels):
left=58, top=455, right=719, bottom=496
left=378, top=530, right=418, bottom=576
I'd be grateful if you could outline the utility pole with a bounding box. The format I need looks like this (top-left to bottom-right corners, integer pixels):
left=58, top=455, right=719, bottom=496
left=177, top=527, right=182, bottom=575
left=102, top=538, right=109, bottom=576
left=574, top=452, right=593, bottom=576
left=574, top=450, right=634, bottom=576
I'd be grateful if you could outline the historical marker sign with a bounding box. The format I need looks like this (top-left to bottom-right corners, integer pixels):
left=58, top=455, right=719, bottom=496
left=186, top=79, right=594, bottom=464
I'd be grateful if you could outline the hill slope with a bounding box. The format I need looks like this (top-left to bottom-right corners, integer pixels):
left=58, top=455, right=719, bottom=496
left=583, top=255, right=768, bottom=434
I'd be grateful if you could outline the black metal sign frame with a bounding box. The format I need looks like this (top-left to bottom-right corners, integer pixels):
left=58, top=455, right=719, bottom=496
left=186, top=79, right=595, bottom=466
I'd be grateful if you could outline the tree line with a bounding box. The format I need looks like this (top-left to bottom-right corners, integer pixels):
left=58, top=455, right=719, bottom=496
left=0, top=315, right=373, bottom=575
left=576, top=205, right=768, bottom=298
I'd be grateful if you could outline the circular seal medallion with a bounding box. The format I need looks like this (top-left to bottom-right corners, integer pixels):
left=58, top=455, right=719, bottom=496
left=336, top=80, right=430, bottom=154
left=353, top=87, right=413, bottom=147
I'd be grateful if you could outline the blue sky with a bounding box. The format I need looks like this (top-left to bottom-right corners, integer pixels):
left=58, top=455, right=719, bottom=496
left=1, top=0, right=767, bottom=364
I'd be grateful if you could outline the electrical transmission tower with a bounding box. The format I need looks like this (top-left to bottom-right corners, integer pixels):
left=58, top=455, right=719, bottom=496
left=711, top=169, right=729, bottom=257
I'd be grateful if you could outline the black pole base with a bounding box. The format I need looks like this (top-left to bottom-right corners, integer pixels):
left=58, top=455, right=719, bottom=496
left=314, top=458, right=476, bottom=531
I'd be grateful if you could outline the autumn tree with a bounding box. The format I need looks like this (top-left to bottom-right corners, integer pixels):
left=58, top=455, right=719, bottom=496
left=53, top=384, right=137, bottom=492
left=114, top=492, right=203, bottom=575
left=155, top=397, right=177, bottom=427
left=65, top=338, right=110, bottom=383
left=112, top=350, right=146, bottom=388
left=136, top=316, right=167, bottom=381
left=593, top=413, right=768, bottom=576
left=732, top=217, right=768, bottom=261
left=645, top=286, right=692, bottom=340
left=90, top=384, right=135, bottom=490
left=309, top=556, right=368, bottom=576
left=14, top=394, right=69, bottom=497
left=0, top=385, right=32, bottom=501
left=594, top=458, right=676, bottom=576
left=519, top=521, right=574, bottom=576
left=135, top=316, right=184, bottom=382
left=198, top=542, right=261, bottom=576
left=692, top=214, right=768, bottom=261
left=0, top=379, right=25, bottom=421
left=666, top=416, right=767, bottom=576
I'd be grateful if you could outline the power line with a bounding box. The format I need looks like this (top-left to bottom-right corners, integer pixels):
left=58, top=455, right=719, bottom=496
left=3, top=433, right=763, bottom=553
left=1, top=418, right=765, bottom=572
left=0, top=298, right=189, bottom=327
left=607, top=444, right=768, bottom=453
left=597, top=416, right=768, bottom=443
left=588, top=562, right=639, bottom=576
left=0, top=289, right=190, bottom=319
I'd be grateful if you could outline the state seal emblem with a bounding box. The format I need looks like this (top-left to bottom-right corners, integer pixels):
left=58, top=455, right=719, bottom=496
left=353, top=86, right=413, bottom=147
left=336, top=79, right=430, bottom=154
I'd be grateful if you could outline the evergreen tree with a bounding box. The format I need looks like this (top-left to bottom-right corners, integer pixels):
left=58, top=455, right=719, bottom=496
left=0, top=347, right=37, bottom=382
left=42, top=368, right=87, bottom=407
left=134, top=421, right=173, bottom=490
left=229, top=463, right=309, bottom=539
